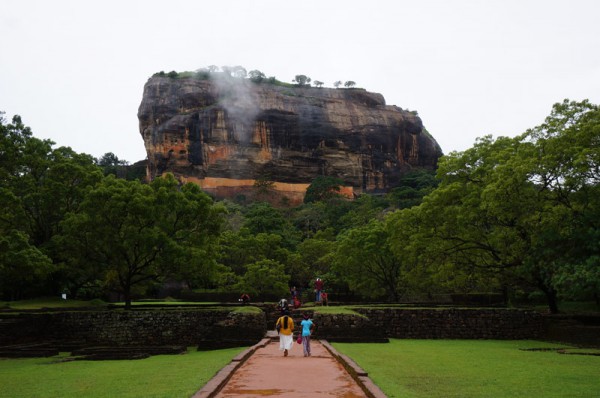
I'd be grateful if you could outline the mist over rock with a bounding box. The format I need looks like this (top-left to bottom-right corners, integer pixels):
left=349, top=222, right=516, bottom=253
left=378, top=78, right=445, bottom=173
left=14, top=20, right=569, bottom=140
left=138, top=75, right=443, bottom=205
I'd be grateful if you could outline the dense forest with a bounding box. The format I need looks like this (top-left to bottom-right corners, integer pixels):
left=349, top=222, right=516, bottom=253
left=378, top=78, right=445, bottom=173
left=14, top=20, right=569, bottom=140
left=1, top=99, right=599, bottom=313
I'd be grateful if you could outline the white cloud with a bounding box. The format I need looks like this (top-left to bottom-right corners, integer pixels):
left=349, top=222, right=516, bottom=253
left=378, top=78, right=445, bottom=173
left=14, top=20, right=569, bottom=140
left=1, top=0, right=599, bottom=162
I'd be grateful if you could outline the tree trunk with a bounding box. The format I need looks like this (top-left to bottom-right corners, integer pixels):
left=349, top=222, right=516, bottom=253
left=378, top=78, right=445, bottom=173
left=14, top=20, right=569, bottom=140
left=501, top=284, right=509, bottom=306
left=124, top=288, right=132, bottom=310
left=542, top=286, right=559, bottom=314
left=536, top=275, right=559, bottom=314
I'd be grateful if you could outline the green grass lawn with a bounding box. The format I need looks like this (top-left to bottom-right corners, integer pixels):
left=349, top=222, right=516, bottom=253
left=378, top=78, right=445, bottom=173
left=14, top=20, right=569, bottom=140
left=311, top=305, right=364, bottom=316
left=1, top=297, right=253, bottom=311
left=332, top=339, right=600, bottom=398
left=0, top=347, right=246, bottom=398
left=1, top=297, right=107, bottom=310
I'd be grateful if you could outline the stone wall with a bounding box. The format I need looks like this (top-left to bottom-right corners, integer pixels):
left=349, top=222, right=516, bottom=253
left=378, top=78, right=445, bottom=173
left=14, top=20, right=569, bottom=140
left=543, top=314, right=600, bottom=347
left=360, top=308, right=543, bottom=339
left=0, top=307, right=546, bottom=348
left=0, top=309, right=266, bottom=348
left=310, top=308, right=543, bottom=342
left=309, top=313, right=387, bottom=342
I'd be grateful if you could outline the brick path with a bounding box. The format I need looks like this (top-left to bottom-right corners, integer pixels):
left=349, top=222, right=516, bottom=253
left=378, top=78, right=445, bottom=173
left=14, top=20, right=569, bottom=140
left=193, top=332, right=386, bottom=397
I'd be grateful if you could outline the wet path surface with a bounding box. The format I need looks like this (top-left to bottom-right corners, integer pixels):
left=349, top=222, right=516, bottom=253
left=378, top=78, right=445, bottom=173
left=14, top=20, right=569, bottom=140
left=213, top=339, right=368, bottom=398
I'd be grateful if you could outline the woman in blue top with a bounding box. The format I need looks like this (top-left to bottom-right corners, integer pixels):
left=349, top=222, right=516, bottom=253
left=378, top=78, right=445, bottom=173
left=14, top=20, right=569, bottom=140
left=300, top=312, right=315, bottom=357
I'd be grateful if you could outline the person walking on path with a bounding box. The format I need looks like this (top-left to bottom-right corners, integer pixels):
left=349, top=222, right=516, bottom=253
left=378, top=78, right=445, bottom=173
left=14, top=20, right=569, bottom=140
left=277, top=297, right=290, bottom=314
left=275, top=310, right=295, bottom=357
left=300, top=312, right=315, bottom=357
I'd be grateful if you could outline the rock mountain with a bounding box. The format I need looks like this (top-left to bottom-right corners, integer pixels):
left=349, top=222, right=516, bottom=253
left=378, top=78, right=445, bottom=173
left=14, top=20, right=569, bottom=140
left=138, top=75, right=443, bottom=205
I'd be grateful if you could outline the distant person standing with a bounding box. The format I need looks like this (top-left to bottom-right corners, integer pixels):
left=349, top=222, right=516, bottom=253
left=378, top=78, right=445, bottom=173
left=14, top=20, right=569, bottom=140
left=275, top=310, right=295, bottom=357
left=321, top=291, right=328, bottom=306
left=300, top=312, right=315, bottom=357
left=239, top=293, right=250, bottom=305
left=293, top=294, right=301, bottom=309
left=290, top=286, right=301, bottom=308
left=314, top=277, right=324, bottom=303
left=290, top=286, right=298, bottom=301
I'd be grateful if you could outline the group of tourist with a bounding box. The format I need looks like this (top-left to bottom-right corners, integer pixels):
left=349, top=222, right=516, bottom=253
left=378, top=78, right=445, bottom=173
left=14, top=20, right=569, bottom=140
left=274, top=277, right=328, bottom=357
left=289, top=277, right=328, bottom=308
left=240, top=278, right=328, bottom=357
left=275, top=310, right=315, bottom=357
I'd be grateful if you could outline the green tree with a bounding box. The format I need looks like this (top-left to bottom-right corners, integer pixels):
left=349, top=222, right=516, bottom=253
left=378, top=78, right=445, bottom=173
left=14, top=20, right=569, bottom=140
left=96, top=152, right=128, bottom=177
left=234, top=259, right=290, bottom=298
left=333, top=81, right=342, bottom=88
left=414, top=135, right=542, bottom=304
left=344, top=81, right=356, bottom=88
left=293, top=75, right=311, bottom=86
left=291, top=203, right=327, bottom=238
left=521, top=100, right=600, bottom=306
left=334, top=219, right=407, bottom=301
left=304, top=176, right=344, bottom=203
left=0, top=113, right=102, bottom=249
left=386, top=205, right=481, bottom=299
left=300, top=177, right=357, bottom=234
left=313, top=80, right=324, bottom=88
left=403, top=100, right=600, bottom=312
left=0, top=114, right=105, bottom=298
left=337, top=194, right=388, bottom=230
left=248, top=70, right=266, bottom=83
left=296, top=228, right=336, bottom=286
left=253, top=176, right=275, bottom=199
left=0, top=230, right=53, bottom=300
left=55, top=174, right=223, bottom=308
left=21, top=146, right=103, bottom=247
left=386, top=170, right=438, bottom=209
left=0, top=113, right=31, bottom=181
left=0, top=114, right=54, bottom=244
left=0, top=114, right=34, bottom=237
left=217, top=229, right=290, bottom=276
left=242, top=202, right=300, bottom=248
left=232, top=65, right=247, bottom=78
left=221, top=66, right=233, bottom=77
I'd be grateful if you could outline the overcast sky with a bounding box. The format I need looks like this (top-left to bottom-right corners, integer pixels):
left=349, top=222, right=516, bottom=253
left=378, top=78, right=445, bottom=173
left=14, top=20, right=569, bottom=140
left=2, top=0, right=599, bottom=163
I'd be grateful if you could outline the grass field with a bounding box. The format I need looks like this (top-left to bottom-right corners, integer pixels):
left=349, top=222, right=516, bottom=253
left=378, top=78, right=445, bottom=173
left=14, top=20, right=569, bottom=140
left=311, top=305, right=365, bottom=316
left=1, top=297, right=107, bottom=310
left=332, top=339, right=600, bottom=398
left=0, top=347, right=246, bottom=398
left=0, top=297, right=263, bottom=313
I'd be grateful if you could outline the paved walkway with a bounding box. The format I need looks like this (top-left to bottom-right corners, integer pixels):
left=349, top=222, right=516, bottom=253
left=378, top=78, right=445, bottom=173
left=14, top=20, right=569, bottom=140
left=193, top=333, right=386, bottom=398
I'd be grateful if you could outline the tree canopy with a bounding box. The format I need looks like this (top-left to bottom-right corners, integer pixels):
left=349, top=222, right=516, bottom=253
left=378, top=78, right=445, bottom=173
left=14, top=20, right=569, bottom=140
left=384, top=100, right=600, bottom=312
left=293, top=75, right=311, bottom=86
left=1, top=100, right=599, bottom=313
left=55, top=174, right=223, bottom=308
left=304, top=176, right=345, bottom=203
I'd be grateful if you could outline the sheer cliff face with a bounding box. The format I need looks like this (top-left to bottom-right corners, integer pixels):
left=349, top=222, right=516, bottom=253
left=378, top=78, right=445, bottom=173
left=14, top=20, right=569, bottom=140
left=138, top=76, right=442, bottom=205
